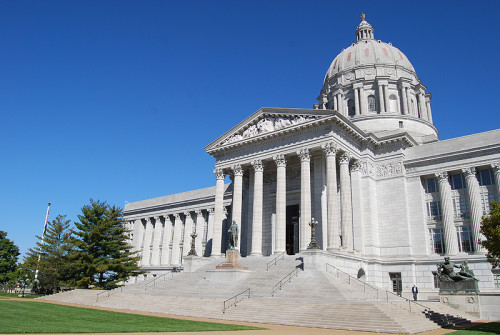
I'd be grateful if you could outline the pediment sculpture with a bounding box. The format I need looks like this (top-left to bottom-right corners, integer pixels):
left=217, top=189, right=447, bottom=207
left=221, top=115, right=317, bottom=146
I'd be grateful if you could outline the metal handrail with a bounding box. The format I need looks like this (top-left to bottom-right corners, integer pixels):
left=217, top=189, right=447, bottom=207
left=222, top=288, right=250, bottom=314
left=266, top=252, right=285, bottom=271
left=271, top=267, right=300, bottom=296
left=325, top=263, right=429, bottom=313
left=96, top=287, right=122, bottom=302
left=144, top=270, right=181, bottom=291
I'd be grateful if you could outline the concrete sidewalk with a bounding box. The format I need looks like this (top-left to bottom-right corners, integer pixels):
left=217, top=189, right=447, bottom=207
left=0, top=297, right=461, bottom=335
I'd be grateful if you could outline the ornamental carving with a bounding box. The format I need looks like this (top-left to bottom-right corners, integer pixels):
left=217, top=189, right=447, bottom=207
left=297, top=148, right=311, bottom=162
left=214, top=168, right=225, bottom=180
left=376, top=162, right=403, bottom=178
left=232, top=164, right=244, bottom=176
left=462, top=167, right=477, bottom=179
left=273, top=154, right=287, bottom=167
left=435, top=172, right=449, bottom=182
left=350, top=160, right=362, bottom=172
left=338, top=152, right=350, bottom=164
left=492, top=162, right=500, bottom=173
left=220, top=115, right=317, bottom=145
left=322, top=142, right=338, bottom=156
left=251, top=159, right=264, bottom=172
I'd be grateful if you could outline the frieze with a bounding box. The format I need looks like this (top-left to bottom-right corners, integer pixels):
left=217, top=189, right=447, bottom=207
left=220, top=115, right=317, bottom=146
left=360, top=161, right=404, bottom=179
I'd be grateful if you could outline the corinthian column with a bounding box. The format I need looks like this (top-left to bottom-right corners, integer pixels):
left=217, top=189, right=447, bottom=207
left=182, top=212, right=193, bottom=256
left=250, top=160, right=264, bottom=255
left=150, top=217, right=163, bottom=266
left=435, top=172, right=459, bottom=255
left=211, top=168, right=225, bottom=256
left=170, top=214, right=183, bottom=265
left=462, top=167, right=484, bottom=252
left=142, top=218, right=153, bottom=266
left=339, top=153, right=353, bottom=251
left=231, top=164, right=244, bottom=249
left=350, top=161, right=364, bottom=252
left=205, top=208, right=214, bottom=256
left=161, top=215, right=172, bottom=265
left=194, top=210, right=204, bottom=256
left=298, top=148, right=312, bottom=250
left=273, top=154, right=287, bottom=253
left=492, top=163, right=500, bottom=201
left=322, top=142, right=339, bottom=250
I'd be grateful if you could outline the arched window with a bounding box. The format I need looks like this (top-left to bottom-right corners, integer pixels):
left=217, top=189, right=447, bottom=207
left=348, top=99, right=355, bottom=116
left=389, top=94, right=398, bottom=113
left=368, top=95, right=376, bottom=112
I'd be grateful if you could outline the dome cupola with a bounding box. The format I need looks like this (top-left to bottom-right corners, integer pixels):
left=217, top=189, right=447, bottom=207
left=315, top=15, right=438, bottom=144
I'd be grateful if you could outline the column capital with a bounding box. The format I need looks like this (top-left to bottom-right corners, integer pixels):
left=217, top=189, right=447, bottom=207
left=214, top=168, right=225, bottom=180
left=338, top=152, right=350, bottom=164
left=155, top=216, right=162, bottom=222
left=195, top=210, right=203, bottom=216
left=173, top=213, right=181, bottom=220
left=273, top=154, right=287, bottom=167
left=144, top=217, right=152, bottom=223
left=207, top=208, right=214, bottom=214
left=183, top=211, right=192, bottom=219
left=350, top=160, right=362, bottom=172
left=322, top=142, right=338, bottom=156
left=297, top=148, right=311, bottom=162
left=462, top=167, right=477, bottom=179
left=435, top=171, right=449, bottom=182
left=232, top=164, right=244, bottom=176
left=251, top=159, right=264, bottom=172
left=491, top=162, right=500, bottom=173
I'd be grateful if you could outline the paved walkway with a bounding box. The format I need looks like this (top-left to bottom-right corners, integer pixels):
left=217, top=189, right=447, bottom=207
left=0, top=296, right=462, bottom=335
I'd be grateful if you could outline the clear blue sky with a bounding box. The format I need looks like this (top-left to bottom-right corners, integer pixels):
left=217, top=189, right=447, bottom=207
left=1, top=0, right=499, bottom=258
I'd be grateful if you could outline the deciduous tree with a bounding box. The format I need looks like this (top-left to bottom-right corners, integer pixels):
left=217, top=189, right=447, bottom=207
left=0, top=230, right=20, bottom=285
left=480, top=201, right=500, bottom=268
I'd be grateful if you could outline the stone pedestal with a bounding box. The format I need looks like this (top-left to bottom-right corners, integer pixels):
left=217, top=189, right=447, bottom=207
left=216, top=249, right=248, bottom=270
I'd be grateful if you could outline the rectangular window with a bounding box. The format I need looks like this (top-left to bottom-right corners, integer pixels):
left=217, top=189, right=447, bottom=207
left=456, top=226, right=473, bottom=252
left=425, top=178, right=437, bottom=193
left=450, top=173, right=465, bottom=190
left=427, top=201, right=442, bottom=221
left=477, top=169, right=494, bottom=186
left=431, top=228, right=445, bottom=254
left=493, top=270, right=500, bottom=289
left=452, top=195, right=469, bottom=219
left=481, top=192, right=498, bottom=215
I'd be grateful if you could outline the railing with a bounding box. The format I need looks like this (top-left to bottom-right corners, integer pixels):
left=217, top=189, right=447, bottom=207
left=266, top=252, right=285, bottom=271
left=144, top=270, right=180, bottom=291
left=222, top=288, right=250, bottom=314
left=271, top=267, right=301, bottom=297
left=96, top=287, right=123, bottom=302
left=325, top=263, right=429, bottom=313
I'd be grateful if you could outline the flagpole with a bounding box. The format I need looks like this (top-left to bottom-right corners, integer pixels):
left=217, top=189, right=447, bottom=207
left=34, top=203, right=51, bottom=283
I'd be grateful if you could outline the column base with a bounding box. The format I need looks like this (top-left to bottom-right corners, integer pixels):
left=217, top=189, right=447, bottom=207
left=248, top=252, right=263, bottom=257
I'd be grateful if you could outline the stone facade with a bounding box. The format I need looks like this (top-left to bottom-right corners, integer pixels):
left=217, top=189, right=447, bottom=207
left=124, top=17, right=500, bottom=293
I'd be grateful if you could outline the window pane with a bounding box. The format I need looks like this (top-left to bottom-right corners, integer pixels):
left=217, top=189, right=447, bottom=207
left=478, top=169, right=493, bottom=186
left=426, top=178, right=437, bottom=193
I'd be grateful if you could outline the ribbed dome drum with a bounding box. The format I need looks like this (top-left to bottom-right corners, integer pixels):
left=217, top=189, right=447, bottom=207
left=316, top=15, right=438, bottom=144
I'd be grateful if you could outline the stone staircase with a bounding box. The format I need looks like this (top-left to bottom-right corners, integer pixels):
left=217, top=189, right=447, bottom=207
left=37, top=254, right=475, bottom=333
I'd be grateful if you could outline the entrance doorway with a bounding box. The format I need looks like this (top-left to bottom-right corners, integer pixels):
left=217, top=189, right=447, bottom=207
left=286, top=205, right=299, bottom=255
left=389, top=272, right=402, bottom=296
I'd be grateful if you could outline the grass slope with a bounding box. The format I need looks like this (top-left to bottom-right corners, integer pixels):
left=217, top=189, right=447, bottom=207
left=0, top=300, right=261, bottom=333
left=452, top=322, right=500, bottom=335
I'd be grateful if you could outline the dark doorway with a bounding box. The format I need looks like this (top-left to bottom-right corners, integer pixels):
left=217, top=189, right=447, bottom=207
left=389, top=272, right=402, bottom=296
left=286, top=205, right=299, bottom=255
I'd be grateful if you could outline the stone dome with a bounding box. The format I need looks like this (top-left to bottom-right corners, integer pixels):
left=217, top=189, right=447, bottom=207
left=315, top=15, right=438, bottom=144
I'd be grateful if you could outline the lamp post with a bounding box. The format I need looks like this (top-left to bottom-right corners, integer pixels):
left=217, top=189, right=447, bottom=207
left=307, top=217, right=320, bottom=249
left=187, top=233, right=197, bottom=256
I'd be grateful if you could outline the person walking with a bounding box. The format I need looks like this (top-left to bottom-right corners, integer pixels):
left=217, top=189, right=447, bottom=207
left=412, top=285, right=418, bottom=301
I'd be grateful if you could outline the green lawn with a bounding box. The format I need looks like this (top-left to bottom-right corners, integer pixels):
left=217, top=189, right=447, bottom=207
left=0, top=300, right=262, bottom=333
left=451, top=322, right=500, bottom=335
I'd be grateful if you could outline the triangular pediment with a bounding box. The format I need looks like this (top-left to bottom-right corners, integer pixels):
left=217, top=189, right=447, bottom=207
left=205, top=108, right=333, bottom=152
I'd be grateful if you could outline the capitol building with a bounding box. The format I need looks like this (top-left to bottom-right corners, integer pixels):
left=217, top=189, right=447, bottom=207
left=124, top=16, right=500, bottom=293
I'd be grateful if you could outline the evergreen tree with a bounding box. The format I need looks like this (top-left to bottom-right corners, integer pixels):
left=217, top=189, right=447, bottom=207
left=480, top=201, right=500, bottom=268
left=23, top=215, right=74, bottom=294
left=0, top=230, right=20, bottom=285
left=71, top=199, right=141, bottom=289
